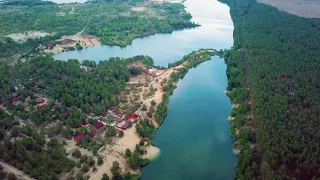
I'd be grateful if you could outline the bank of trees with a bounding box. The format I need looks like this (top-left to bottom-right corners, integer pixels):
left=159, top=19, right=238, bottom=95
left=220, top=0, right=320, bottom=178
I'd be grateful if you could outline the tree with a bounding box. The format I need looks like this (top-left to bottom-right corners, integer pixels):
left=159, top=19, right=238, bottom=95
left=72, top=149, right=82, bottom=158
left=111, top=161, right=121, bottom=176
left=10, top=126, right=19, bottom=137
left=139, top=139, right=144, bottom=146
left=88, top=157, right=95, bottom=166
left=141, top=104, right=147, bottom=111
left=125, top=149, right=132, bottom=158
left=105, top=126, right=116, bottom=138
left=82, top=164, right=89, bottom=173
left=118, top=130, right=124, bottom=138
left=128, top=151, right=141, bottom=170
left=151, top=100, right=156, bottom=106
left=97, top=156, right=103, bottom=165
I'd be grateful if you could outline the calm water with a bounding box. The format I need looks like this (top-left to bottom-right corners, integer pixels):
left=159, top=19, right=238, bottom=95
left=142, top=57, right=236, bottom=180
left=53, top=0, right=234, bottom=67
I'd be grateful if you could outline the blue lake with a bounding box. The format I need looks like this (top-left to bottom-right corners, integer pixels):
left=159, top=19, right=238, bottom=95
left=53, top=0, right=236, bottom=179
left=53, top=0, right=234, bottom=67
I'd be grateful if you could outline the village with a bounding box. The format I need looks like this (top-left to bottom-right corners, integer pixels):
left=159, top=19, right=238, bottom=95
left=0, top=49, right=215, bottom=179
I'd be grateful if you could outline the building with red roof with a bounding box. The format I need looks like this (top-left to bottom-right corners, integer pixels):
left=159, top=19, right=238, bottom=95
left=128, top=113, right=139, bottom=120
left=94, top=121, right=104, bottom=130
left=37, top=104, right=47, bottom=112
left=82, top=119, right=88, bottom=126
left=88, top=134, right=95, bottom=139
left=35, top=97, right=44, bottom=104
left=11, top=96, right=22, bottom=103
left=34, top=80, right=40, bottom=86
left=73, top=133, right=84, bottom=141
left=65, top=108, right=70, bottom=116
left=116, top=120, right=130, bottom=130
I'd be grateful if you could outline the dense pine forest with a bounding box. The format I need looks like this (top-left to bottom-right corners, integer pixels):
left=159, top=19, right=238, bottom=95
left=220, top=0, right=320, bottom=179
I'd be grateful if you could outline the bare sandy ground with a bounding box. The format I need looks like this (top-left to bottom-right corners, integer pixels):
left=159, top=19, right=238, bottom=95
left=135, top=62, right=186, bottom=127
left=43, top=35, right=100, bottom=54
left=257, top=0, right=320, bottom=18
left=7, top=31, right=52, bottom=43
left=91, top=126, right=145, bottom=179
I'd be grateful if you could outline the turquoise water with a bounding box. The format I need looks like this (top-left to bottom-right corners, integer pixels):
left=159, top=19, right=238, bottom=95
left=141, top=57, right=236, bottom=180
left=53, top=0, right=234, bottom=67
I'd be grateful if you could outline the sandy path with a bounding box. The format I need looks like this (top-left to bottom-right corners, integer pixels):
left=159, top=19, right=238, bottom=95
left=0, top=161, right=34, bottom=180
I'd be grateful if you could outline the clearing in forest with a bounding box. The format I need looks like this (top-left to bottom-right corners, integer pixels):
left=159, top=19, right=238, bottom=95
left=257, top=0, right=320, bottom=18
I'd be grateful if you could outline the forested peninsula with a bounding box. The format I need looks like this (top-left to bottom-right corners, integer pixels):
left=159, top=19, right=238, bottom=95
left=221, top=0, right=320, bottom=179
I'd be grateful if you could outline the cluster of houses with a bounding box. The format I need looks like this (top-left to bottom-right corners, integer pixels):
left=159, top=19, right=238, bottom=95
left=73, top=120, right=105, bottom=141
left=72, top=109, right=140, bottom=141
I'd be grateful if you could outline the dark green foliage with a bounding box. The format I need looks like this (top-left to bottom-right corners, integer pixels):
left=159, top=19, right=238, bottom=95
left=141, top=104, right=147, bottom=111
left=111, top=161, right=121, bottom=179
left=101, top=173, right=109, bottom=180
left=220, top=0, right=320, bottom=178
left=81, top=164, right=89, bottom=173
left=125, top=148, right=132, bottom=158
left=105, top=125, right=117, bottom=138
left=10, top=126, right=19, bottom=137
left=0, top=136, right=75, bottom=179
left=97, top=156, right=103, bottom=165
left=118, top=130, right=124, bottom=138
left=80, top=155, right=88, bottom=164
left=135, top=118, right=155, bottom=139
left=128, top=151, right=140, bottom=170
left=139, top=139, right=144, bottom=146
left=88, top=156, right=95, bottom=166
left=72, top=149, right=82, bottom=159
left=128, top=67, right=142, bottom=75
left=150, top=100, right=156, bottom=106
left=7, top=172, right=16, bottom=180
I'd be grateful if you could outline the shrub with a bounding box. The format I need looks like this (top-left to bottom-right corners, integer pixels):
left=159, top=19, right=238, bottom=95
left=72, top=149, right=82, bottom=158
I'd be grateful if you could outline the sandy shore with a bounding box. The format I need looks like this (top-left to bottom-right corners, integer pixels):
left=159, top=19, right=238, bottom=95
left=43, top=35, right=100, bottom=54
left=91, top=126, right=160, bottom=179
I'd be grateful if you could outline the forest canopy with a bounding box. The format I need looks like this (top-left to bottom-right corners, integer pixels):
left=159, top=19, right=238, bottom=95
left=220, top=0, right=320, bottom=179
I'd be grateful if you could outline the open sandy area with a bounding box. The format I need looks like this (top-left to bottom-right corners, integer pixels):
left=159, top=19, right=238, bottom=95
left=43, top=34, right=100, bottom=54
left=257, top=0, right=320, bottom=18
left=124, top=61, right=186, bottom=127
left=7, top=31, right=52, bottom=43
left=91, top=126, right=156, bottom=179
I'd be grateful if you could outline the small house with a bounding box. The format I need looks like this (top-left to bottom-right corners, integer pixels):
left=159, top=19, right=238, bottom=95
left=37, top=104, right=47, bottom=112
left=128, top=113, right=139, bottom=121
left=65, top=108, right=70, bottom=117
left=73, top=133, right=84, bottom=141
left=35, top=97, right=44, bottom=104
left=94, top=121, right=104, bottom=130
left=116, top=120, right=130, bottom=130
left=11, top=96, right=22, bottom=103
left=82, top=119, right=88, bottom=126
